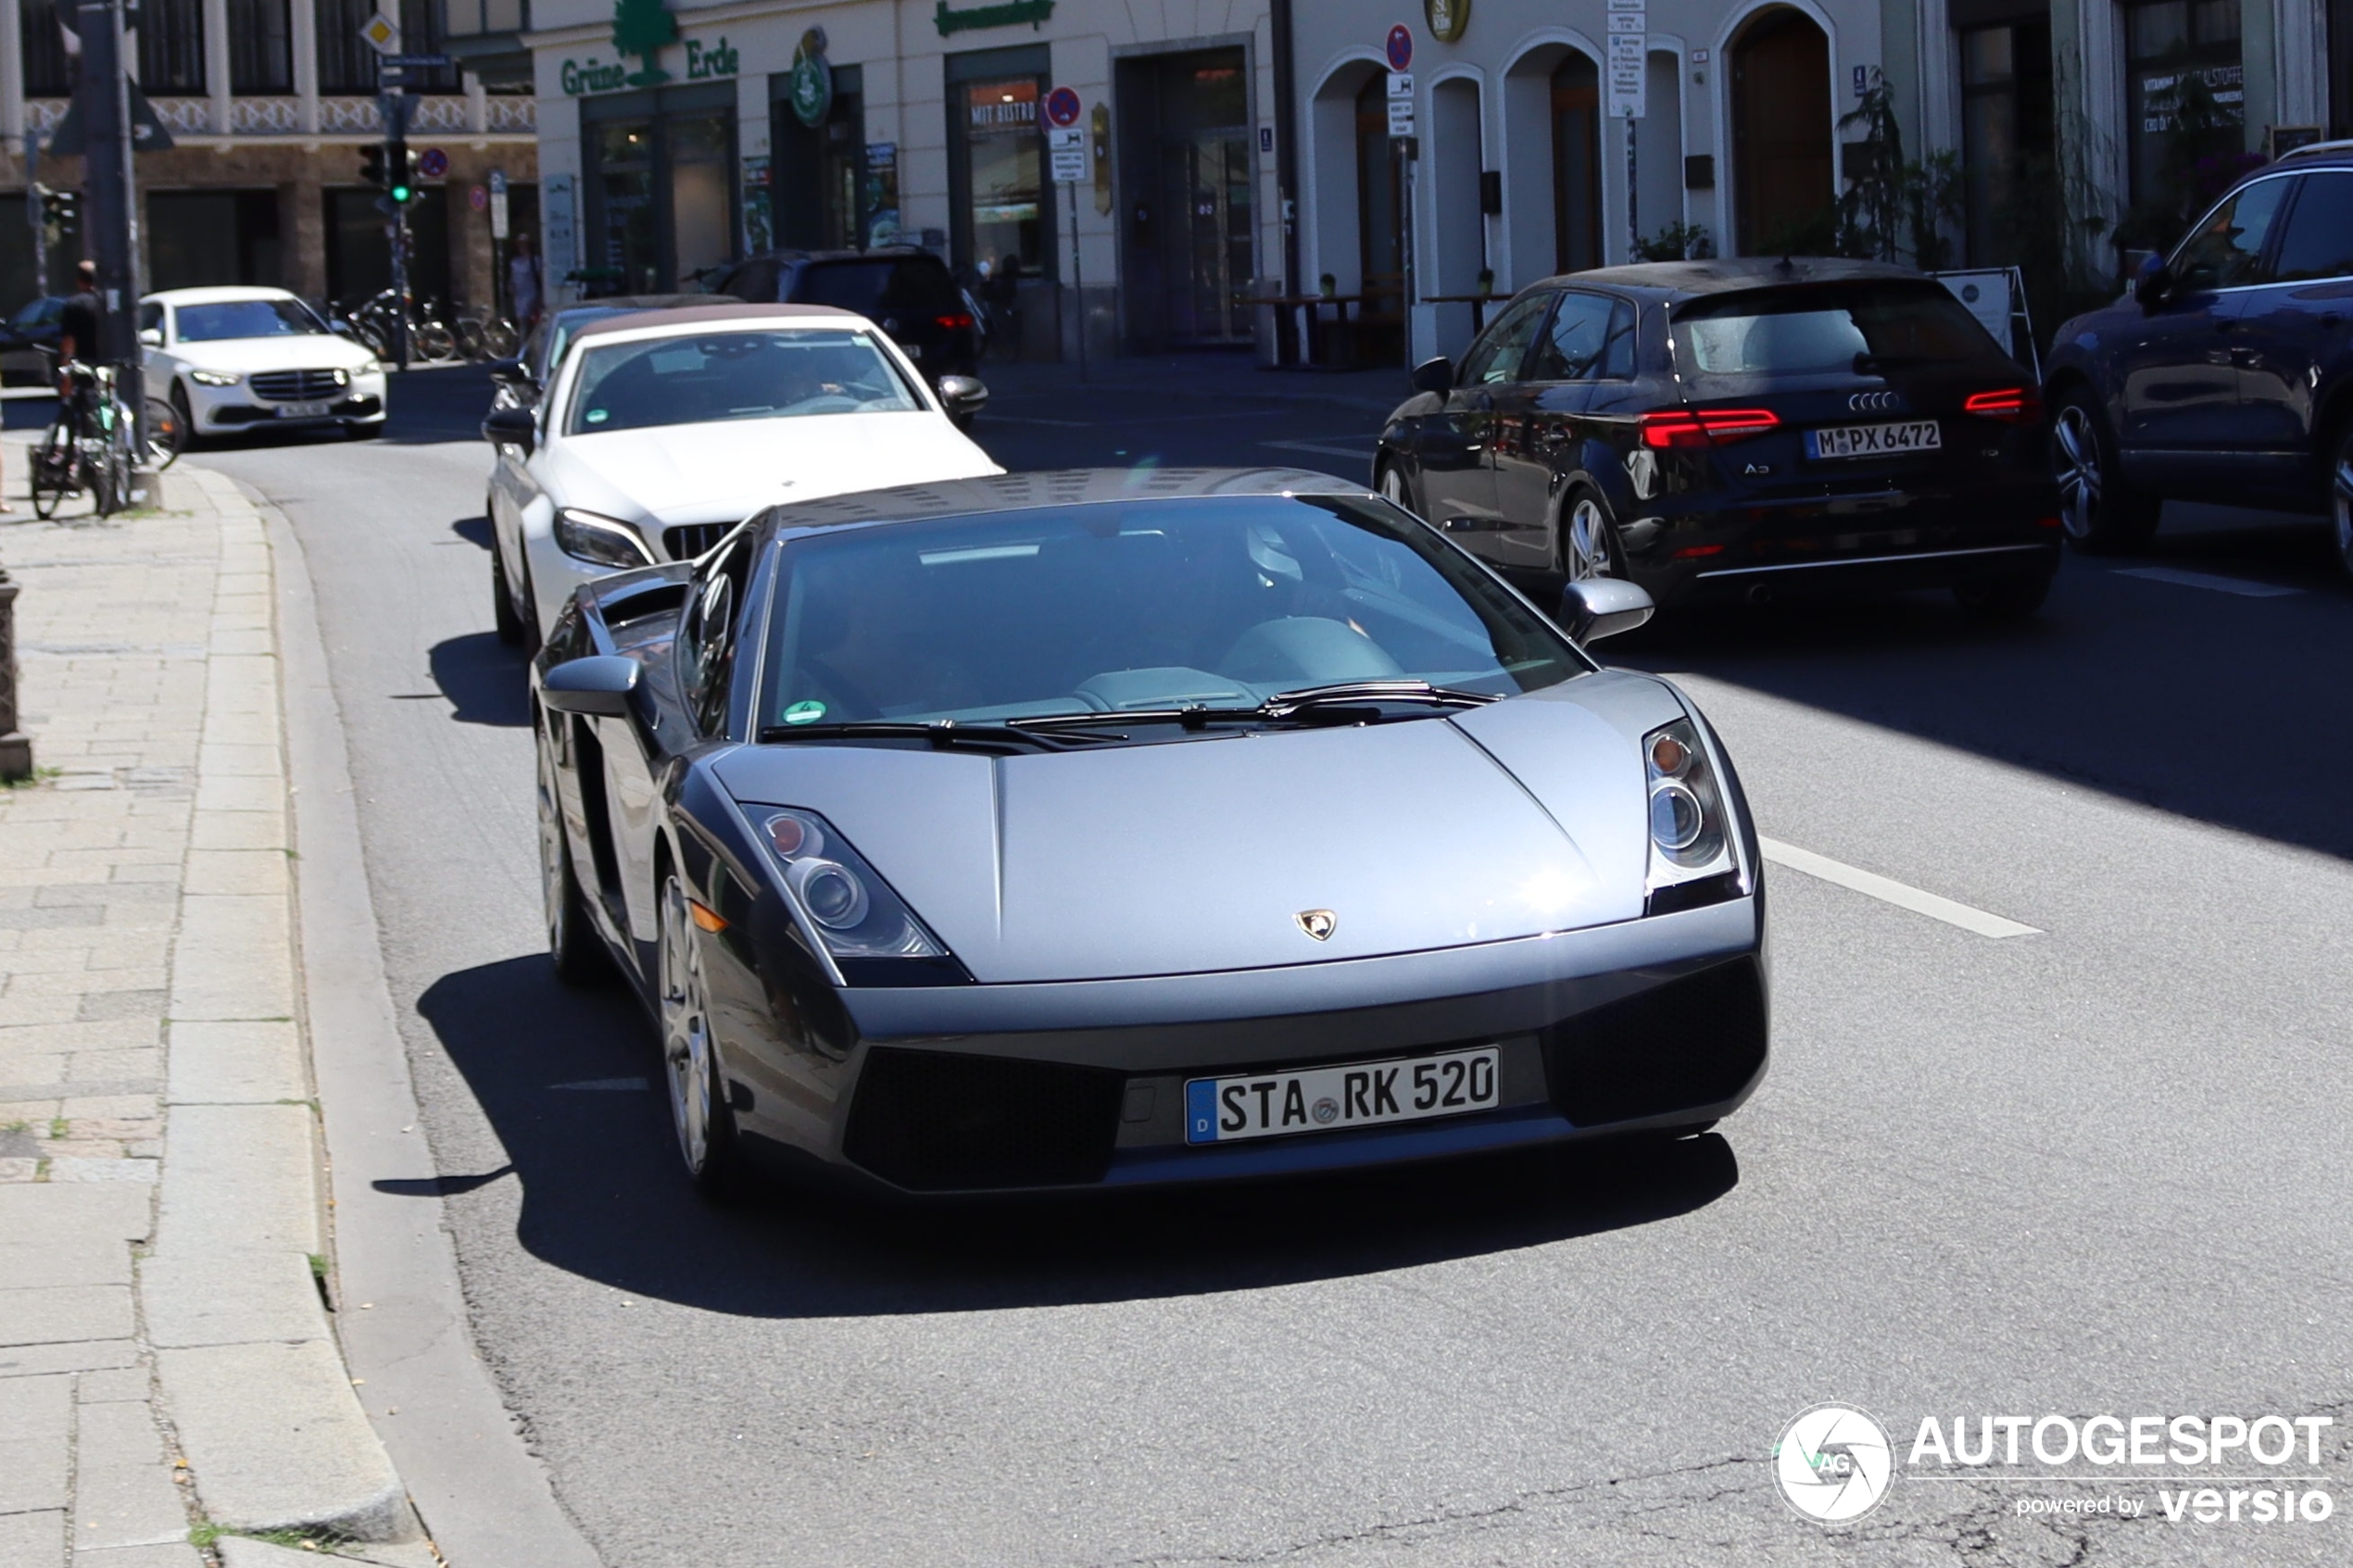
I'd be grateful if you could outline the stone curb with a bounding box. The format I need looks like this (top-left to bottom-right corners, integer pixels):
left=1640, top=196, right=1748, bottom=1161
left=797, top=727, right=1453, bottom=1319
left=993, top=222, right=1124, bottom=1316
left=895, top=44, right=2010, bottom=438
left=141, top=465, right=418, bottom=1543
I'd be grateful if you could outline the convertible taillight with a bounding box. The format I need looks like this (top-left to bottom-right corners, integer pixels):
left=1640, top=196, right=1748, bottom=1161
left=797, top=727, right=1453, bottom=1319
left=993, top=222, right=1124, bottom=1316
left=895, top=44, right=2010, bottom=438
left=1964, top=386, right=2043, bottom=423
left=1639, top=408, right=1781, bottom=448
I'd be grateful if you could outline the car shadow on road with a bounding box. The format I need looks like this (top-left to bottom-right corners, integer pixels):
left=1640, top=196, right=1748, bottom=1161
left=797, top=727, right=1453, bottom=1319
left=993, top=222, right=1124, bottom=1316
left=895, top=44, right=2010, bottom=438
left=449, top=515, right=493, bottom=551
left=1601, top=509, right=2353, bottom=862
left=427, top=632, right=532, bottom=727
left=407, top=954, right=1741, bottom=1318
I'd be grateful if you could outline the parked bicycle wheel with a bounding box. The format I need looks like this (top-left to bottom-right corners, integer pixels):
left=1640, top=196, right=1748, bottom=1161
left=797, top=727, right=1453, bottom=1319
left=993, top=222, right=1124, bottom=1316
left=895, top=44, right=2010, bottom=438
left=29, top=419, right=75, bottom=520
left=480, top=318, right=520, bottom=358
left=144, top=397, right=184, bottom=470
left=416, top=320, right=459, bottom=362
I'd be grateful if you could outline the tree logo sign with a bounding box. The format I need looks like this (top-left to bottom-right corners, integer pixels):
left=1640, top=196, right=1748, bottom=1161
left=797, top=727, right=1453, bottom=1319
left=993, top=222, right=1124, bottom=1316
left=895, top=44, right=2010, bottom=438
left=610, top=0, right=677, bottom=87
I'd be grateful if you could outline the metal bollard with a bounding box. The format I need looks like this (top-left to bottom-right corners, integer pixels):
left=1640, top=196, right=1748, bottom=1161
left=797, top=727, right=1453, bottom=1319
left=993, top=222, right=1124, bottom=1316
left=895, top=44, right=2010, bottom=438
left=0, top=571, right=31, bottom=780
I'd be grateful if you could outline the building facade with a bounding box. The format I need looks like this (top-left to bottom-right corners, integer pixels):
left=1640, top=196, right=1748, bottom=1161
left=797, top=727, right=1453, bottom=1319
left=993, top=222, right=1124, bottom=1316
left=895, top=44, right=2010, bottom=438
left=0, top=0, right=537, bottom=315
left=512, top=0, right=1283, bottom=358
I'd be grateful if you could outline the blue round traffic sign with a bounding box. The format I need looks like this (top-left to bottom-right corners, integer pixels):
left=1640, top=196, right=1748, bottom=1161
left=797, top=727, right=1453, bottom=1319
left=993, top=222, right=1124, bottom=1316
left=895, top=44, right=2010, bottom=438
left=1044, top=85, right=1083, bottom=128
left=1385, top=25, right=1414, bottom=70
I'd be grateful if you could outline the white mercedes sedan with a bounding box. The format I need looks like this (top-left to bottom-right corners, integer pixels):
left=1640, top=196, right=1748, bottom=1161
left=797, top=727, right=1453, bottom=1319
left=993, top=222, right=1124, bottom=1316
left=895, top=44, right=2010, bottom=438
left=483, top=303, right=1000, bottom=645
left=139, top=286, right=387, bottom=441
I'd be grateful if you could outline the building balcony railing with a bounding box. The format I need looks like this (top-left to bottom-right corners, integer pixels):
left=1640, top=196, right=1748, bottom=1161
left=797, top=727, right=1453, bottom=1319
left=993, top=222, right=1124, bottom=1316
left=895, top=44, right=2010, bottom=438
left=19, top=92, right=535, bottom=139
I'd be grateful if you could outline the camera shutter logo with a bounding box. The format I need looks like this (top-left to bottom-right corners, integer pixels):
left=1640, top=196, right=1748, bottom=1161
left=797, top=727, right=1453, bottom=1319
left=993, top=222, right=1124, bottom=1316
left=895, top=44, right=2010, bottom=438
left=1775, top=1404, right=1894, bottom=1524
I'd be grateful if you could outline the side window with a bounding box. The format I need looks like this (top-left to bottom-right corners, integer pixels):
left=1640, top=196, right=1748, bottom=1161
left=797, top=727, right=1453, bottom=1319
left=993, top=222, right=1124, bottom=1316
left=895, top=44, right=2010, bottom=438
left=2271, top=174, right=2353, bottom=284
left=2172, top=177, right=2292, bottom=290
left=1457, top=295, right=1552, bottom=385
left=138, top=302, right=164, bottom=339
left=1523, top=292, right=1616, bottom=381
left=1601, top=301, right=1637, bottom=379
left=681, top=533, right=755, bottom=736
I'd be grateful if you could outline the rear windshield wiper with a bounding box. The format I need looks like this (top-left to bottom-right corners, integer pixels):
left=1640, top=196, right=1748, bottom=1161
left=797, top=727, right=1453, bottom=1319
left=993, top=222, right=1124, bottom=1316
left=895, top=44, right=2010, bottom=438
left=754, top=720, right=1129, bottom=752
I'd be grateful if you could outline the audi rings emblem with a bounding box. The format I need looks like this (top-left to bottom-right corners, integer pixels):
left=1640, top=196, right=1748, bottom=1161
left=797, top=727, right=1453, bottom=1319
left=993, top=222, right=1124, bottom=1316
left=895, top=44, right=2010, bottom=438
left=1847, top=390, right=1906, bottom=412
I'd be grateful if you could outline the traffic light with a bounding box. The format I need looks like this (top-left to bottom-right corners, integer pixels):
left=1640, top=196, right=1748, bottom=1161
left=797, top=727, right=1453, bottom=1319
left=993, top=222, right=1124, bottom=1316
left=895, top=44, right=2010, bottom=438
left=359, top=144, right=388, bottom=189
left=39, top=186, right=75, bottom=235
left=387, top=137, right=415, bottom=205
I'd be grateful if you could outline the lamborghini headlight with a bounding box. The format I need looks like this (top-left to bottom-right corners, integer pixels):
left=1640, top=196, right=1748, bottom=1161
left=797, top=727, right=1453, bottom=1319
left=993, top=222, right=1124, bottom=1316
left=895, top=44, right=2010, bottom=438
left=1642, top=718, right=1742, bottom=913
left=758, top=809, right=945, bottom=961
left=553, top=508, right=654, bottom=569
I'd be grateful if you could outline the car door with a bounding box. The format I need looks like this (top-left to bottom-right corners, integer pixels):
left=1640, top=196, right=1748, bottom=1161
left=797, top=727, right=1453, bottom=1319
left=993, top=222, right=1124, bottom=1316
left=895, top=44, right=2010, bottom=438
left=2230, top=169, right=2353, bottom=507
left=1489, top=291, right=1632, bottom=570
left=2116, top=174, right=2292, bottom=488
left=1421, top=293, right=1553, bottom=555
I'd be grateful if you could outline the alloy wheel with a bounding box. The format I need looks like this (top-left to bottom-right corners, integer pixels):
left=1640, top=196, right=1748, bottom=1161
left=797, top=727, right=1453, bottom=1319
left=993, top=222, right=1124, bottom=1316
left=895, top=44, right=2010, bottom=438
left=1564, top=497, right=1617, bottom=581
left=2053, top=406, right=2102, bottom=542
left=660, top=876, right=715, bottom=1178
left=537, top=735, right=571, bottom=950
left=1378, top=465, right=1411, bottom=513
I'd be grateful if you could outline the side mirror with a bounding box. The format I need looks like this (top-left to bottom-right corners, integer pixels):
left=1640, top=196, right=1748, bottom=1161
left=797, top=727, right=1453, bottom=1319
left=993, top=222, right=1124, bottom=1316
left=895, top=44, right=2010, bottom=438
left=1411, top=356, right=1454, bottom=395
left=538, top=655, right=640, bottom=717
left=1557, top=578, right=1655, bottom=644
left=487, top=357, right=535, bottom=388
left=936, top=373, right=988, bottom=428
left=2133, top=253, right=2173, bottom=308
left=483, top=406, right=536, bottom=453
left=137, top=327, right=162, bottom=347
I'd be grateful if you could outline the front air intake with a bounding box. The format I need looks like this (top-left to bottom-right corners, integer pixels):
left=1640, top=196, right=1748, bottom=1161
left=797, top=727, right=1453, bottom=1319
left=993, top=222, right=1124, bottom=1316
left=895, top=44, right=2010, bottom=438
left=843, top=1047, right=1124, bottom=1191
left=1542, top=957, right=1767, bottom=1126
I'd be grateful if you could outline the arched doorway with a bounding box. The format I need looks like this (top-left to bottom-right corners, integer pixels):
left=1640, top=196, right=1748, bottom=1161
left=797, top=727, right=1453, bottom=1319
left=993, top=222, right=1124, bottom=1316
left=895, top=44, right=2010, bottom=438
left=1552, top=54, right=1602, bottom=271
left=1356, top=74, right=1407, bottom=363
left=1730, top=8, right=1832, bottom=254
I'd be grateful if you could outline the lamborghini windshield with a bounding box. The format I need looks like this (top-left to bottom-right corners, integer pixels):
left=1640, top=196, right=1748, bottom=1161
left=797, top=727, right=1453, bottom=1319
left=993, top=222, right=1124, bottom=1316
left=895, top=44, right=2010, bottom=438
left=758, top=495, right=1586, bottom=731
left=565, top=328, right=922, bottom=435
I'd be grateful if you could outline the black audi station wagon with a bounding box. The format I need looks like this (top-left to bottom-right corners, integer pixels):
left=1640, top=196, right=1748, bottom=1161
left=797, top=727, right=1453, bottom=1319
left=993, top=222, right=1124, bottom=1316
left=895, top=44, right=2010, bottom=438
left=1375, top=257, right=2063, bottom=621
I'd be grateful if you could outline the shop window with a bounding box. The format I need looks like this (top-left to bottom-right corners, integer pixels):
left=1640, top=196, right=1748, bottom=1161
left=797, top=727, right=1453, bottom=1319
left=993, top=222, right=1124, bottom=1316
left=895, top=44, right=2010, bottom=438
left=580, top=90, right=737, bottom=295
left=2125, top=0, right=2244, bottom=212
left=669, top=115, right=735, bottom=284
left=230, top=0, right=294, bottom=94
left=773, top=64, right=867, bottom=252
left=397, top=0, right=459, bottom=91
left=594, top=119, right=661, bottom=294
left=138, top=0, right=206, bottom=94
left=150, top=191, right=283, bottom=289
left=1957, top=14, right=2053, bottom=266
left=19, top=0, right=73, bottom=96
left=950, top=69, right=1050, bottom=282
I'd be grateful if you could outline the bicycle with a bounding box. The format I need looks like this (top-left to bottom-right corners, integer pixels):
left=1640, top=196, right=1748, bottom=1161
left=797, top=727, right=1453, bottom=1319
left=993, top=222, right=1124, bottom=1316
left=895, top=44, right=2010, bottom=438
left=454, top=305, right=520, bottom=361
left=31, top=363, right=139, bottom=518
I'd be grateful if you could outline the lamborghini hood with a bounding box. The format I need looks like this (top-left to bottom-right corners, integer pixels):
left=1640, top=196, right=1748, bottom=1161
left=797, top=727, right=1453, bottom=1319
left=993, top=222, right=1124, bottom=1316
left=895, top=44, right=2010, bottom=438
left=714, top=676, right=1680, bottom=984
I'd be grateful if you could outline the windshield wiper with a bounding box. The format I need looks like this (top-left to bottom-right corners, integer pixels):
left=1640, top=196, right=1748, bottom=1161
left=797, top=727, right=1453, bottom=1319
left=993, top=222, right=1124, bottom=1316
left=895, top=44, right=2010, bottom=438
left=1013, top=682, right=1503, bottom=734
left=755, top=720, right=1128, bottom=752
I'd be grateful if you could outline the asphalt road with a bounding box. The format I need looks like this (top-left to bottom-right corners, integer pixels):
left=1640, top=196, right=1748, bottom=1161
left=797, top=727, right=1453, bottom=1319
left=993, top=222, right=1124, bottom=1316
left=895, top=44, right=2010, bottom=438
left=199, top=360, right=2353, bottom=1566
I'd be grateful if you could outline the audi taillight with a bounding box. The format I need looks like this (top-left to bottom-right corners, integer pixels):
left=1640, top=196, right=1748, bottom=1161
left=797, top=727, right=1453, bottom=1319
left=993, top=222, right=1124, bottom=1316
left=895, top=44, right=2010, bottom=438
left=1639, top=408, right=1781, bottom=448
left=936, top=313, right=975, bottom=332
left=1963, top=386, right=2043, bottom=423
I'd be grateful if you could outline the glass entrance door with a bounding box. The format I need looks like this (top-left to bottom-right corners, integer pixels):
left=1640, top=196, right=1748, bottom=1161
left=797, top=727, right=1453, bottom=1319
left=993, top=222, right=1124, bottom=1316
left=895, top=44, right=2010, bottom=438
left=1161, top=133, right=1252, bottom=342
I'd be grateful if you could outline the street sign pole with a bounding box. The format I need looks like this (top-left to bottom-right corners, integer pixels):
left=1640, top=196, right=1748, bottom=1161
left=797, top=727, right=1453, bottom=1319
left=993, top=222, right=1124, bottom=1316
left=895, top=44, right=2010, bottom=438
left=76, top=0, right=144, bottom=462
left=379, top=84, right=411, bottom=370
left=1606, top=0, right=1647, bottom=264
left=1043, top=88, right=1088, bottom=380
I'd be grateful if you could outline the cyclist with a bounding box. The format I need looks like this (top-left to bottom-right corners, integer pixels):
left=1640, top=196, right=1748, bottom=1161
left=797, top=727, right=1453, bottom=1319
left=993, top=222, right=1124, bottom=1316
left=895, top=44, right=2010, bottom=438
left=54, top=260, right=106, bottom=435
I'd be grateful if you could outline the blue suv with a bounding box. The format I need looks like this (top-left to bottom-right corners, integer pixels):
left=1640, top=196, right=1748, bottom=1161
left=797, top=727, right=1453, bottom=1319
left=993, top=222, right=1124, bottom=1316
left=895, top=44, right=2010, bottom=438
left=2043, top=143, right=2353, bottom=578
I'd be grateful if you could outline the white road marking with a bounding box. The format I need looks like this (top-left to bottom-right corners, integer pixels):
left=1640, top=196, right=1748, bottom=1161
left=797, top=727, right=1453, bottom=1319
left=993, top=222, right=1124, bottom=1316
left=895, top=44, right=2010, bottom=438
left=2112, top=566, right=2301, bottom=598
left=1759, top=837, right=2042, bottom=939
left=550, top=1077, right=650, bottom=1092
left=1261, top=438, right=1380, bottom=461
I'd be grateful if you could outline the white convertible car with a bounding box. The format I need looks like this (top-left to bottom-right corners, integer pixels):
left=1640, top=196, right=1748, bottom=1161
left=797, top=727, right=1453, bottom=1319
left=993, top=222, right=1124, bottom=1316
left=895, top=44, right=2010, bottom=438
left=139, top=286, right=387, bottom=441
left=483, top=302, right=1000, bottom=645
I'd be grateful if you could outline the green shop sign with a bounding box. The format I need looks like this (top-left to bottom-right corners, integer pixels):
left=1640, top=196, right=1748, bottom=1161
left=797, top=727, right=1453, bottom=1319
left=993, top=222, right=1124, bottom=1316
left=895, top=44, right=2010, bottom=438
left=684, top=35, right=739, bottom=80
left=609, top=0, right=678, bottom=85
left=934, top=0, right=1053, bottom=36
left=788, top=29, right=832, bottom=126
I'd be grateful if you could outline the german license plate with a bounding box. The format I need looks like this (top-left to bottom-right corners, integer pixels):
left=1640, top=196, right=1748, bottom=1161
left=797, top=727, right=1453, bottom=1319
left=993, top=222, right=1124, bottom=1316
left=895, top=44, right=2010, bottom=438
left=278, top=402, right=332, bottom=420
left=1184, top=1047, right=1500, bottom=1145
left=1806, top=420, right=1941, bottom=459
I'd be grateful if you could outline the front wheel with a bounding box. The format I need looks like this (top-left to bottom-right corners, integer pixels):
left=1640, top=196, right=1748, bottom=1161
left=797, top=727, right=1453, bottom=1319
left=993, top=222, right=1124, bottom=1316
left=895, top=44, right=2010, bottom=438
left=539, top=727, right=606, bottom=985
left=659, top=872, right=745, bottom=1198
left=1376, top=460, right=1419, bottom=519
left=30, top=421, right=73, bottom=519
left=2051, top=390, right=2158, bottom=553
left=492, top=535, right=527, bottom=646
left=144, top=397, right=184, bottom=470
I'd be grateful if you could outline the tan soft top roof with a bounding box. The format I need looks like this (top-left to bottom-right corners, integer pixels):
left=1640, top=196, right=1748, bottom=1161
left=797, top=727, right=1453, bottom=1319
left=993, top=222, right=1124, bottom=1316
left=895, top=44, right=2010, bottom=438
left=568, top=302, right=863, bottom=341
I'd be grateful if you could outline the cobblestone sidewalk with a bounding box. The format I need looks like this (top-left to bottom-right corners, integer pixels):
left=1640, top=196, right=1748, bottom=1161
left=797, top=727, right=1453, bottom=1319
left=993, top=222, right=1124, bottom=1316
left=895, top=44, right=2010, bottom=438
left=0, top=452, right=428, bottom=1568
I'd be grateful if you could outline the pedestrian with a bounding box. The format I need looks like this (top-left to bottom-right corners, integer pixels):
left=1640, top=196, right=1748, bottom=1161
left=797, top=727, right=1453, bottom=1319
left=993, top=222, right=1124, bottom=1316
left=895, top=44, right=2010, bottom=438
left=509, top=232, right=544, bottom=331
